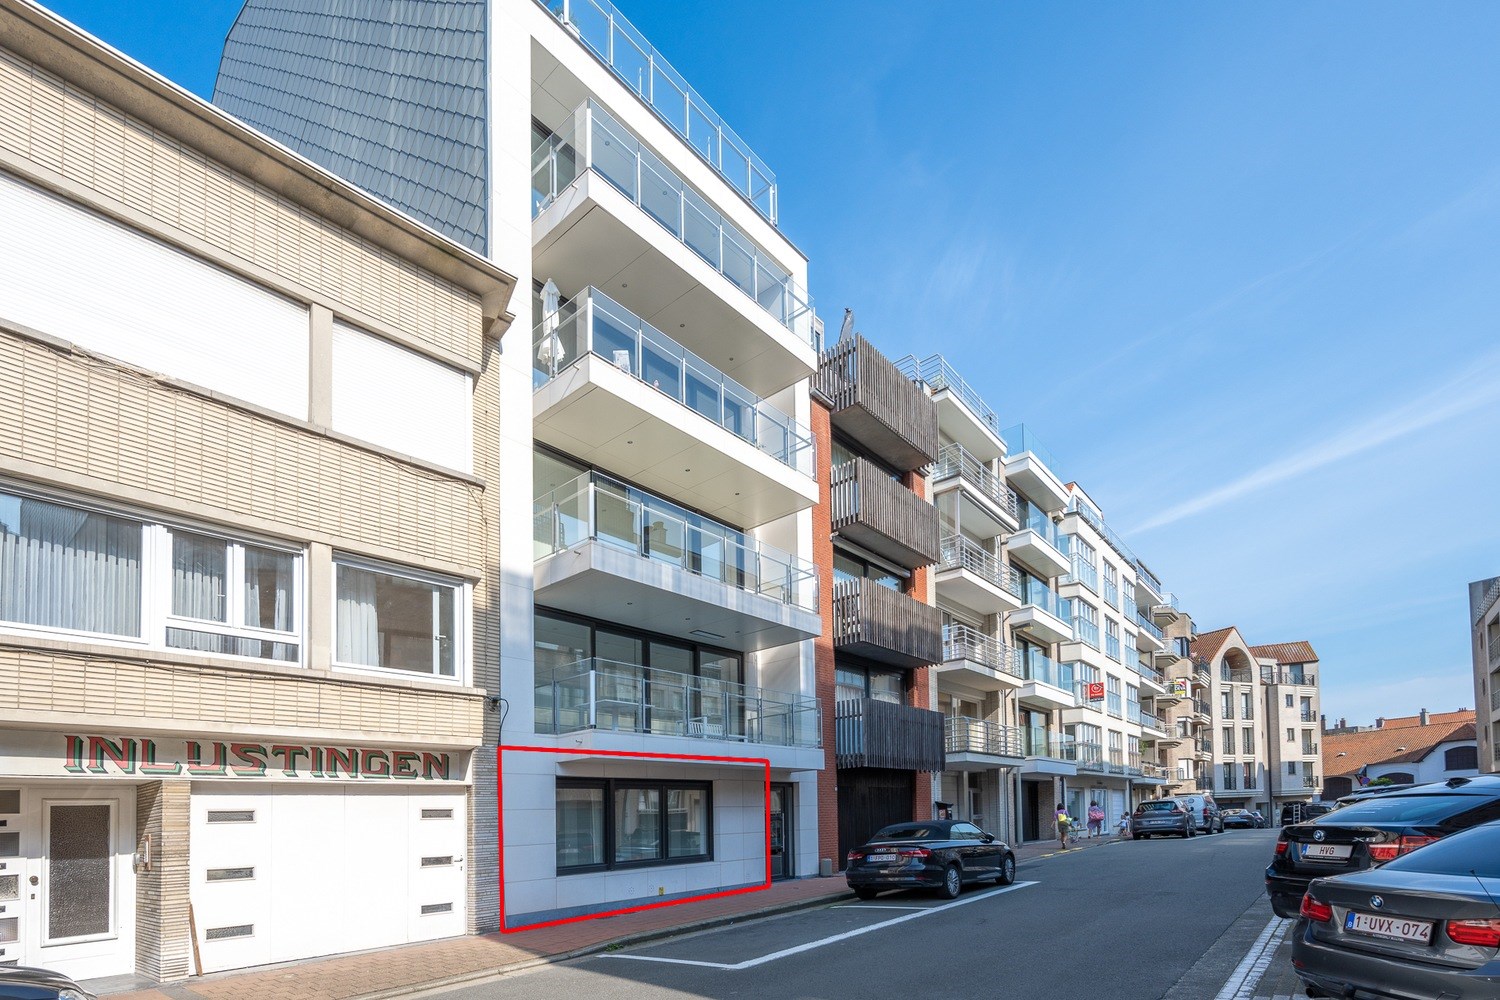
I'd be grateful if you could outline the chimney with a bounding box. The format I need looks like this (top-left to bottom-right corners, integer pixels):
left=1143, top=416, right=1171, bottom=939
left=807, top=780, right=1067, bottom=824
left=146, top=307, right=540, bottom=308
left=1375, top=717, right=1385, bottom=729
left=1419, top=708, right=1429, bottom=726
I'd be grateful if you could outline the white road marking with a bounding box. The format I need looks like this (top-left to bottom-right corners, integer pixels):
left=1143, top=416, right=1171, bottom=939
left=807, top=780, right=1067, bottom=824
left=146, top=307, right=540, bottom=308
left=605, top=881, right=1038, bottom=971
left=1215, top=916, right=1292, bottom=1000
left=829, top=904, right=928, bottom=910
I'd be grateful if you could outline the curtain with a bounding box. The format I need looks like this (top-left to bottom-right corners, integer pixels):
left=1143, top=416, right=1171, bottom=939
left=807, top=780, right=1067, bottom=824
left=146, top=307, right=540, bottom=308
left=0, top=494, right=141, bottom=636
left=169, top=532, right=228, bottom=654
left=335, top=565, right=380, bottom=666
left=244, top=546, right=292, bottom=631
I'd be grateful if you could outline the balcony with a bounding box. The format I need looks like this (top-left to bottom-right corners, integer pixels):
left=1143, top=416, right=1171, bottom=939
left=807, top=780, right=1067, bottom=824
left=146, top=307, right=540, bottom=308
left=937, top=624, right=1021, bottom=692
left=536, top=657, right=820, bottom=766
left=1152, top=727, right=1185, bottom=748
left=1010, top=579, right=1073, bottom=646
left=1193, top=699, right=1211, bottom=721
left=817, top=335, right=939, bottom=472
left=1300, top=710, right=1318, bottom=723
left=1139, top=762, right=1171, bottom=784
left=534, top=472, right=820, bottom=651
left=1270, top=669, right=1318, bottom=687
left=1001, top=424, right=1068, bottom=512
left=531, top=101, right=813, bottom=395
left=1017, top=655, right=1075, bottom=711
left=935, top=535, right=1023, bottom=615
left=533, top=288, right=816, bottom=525
left=1191, top=665, right=1211, bottom=689
left=831, top=458, right=942, bottom=568
left=1070, top=742, right=1106, bottom=773
left=835, top=697, right=945, bottom=771
left=1140, top=711, right=1167, bottom=735
left=1135, top=612, right=1165, bottom=652
left=945, top=716, right=1024, bottom=769
left=1021, top=727, right=1076, bottom=776
left=894, top=354, right=1005, bottom=461
left=1151, top=592, right=1182, bottom=624
left=1005, top=501, right=1070, bottom=579
left=1303, top=742, right=1319, bottom=756
left=832, top=578, right=942, bottom=669
left=1196, top=776, right=1213, bottom=792
left=931, top=443, right=1019, bottom=535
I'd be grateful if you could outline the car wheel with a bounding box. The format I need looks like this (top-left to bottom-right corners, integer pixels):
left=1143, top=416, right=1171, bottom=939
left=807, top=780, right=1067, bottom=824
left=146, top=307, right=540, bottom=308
left=995, top=854, right=1016, bottom=886
left=1139, top=833, right=1150, bottom=840
left=939, top=863, right=962, bottom=900
left=854, top=887, right=880, bottom=901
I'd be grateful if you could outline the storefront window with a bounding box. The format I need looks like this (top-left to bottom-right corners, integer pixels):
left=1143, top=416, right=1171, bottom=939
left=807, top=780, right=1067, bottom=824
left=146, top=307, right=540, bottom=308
left=555, top=785, right=604, bottom=869
left=557, top=779, right=712, bottom=872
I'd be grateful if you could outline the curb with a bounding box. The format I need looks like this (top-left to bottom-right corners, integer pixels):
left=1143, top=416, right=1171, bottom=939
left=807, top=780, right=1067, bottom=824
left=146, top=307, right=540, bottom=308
left=355, top=887, right=857, bottom=1000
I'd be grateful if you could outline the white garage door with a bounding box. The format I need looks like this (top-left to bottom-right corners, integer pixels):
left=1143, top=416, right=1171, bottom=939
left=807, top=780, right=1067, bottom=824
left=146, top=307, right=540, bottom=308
left=1108, top=790, right=1127, bottom=830
left=190, top=785, right=466, bottom=973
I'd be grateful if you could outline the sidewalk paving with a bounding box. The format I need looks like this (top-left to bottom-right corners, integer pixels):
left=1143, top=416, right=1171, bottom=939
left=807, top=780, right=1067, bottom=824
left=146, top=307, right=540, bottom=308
left=103, top=834, right=1115, bottom=1000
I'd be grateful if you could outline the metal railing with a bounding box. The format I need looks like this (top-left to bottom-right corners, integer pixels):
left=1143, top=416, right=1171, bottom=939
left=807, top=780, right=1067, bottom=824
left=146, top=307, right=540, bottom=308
left=539, top=0, right=778, bottom=223
left=1070, top=741, right=1105, bottom=771
left=533, top=287, right=813, bottom=473
left=1303, top=741, right=1319, bottom=755
left=931, top=443, right=1018, bottom=518
left=946, top=716, right=1023, bottom=757
left=531, top=101, right=812, bottom=345
left=535, top=657, right=820, bottom=746
left=1001, top=423, right=1061, bottom=476
left=939, top=535, right=1021, bottom=596
left=893, top=354, right=1003, bottom=435
left=534, top=471, right=818, bottom=611
left=1300, top=710, right=1318, bottom=722
left=941, top=624, right=1020, bottom=679
left=1194, top=699, right=1211, bottom=717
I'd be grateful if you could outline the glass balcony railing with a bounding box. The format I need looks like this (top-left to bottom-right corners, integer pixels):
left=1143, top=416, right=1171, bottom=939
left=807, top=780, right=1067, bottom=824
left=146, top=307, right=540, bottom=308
left=1023, top=654, right=1074, bottom=692
left=1136, top=612, right=1165, bottom=641
left=533, top=287, right=813, bottom=474
left=1069, top=741, right=1104, bottom=770
left=537, top=0, right=778, bottom=224
left=1107, top=693, right=1123, bottom=718
left=931, top=443, right=1018, bottom=518
left=532, top=101, right=813, bottom=346
left=1064, top=552, right=1099, bottom=593
left=534, top=470, right=818, bottom=611
left=535, top=657, right=819, bottom=746
left=1015, top=500, right=1066, bottom=553
left=1020, top=577, right=1069, bottom=622
left=1103, top=578, right=1119, bottom=609
left=1105, top=634, right=1121, bottom=662
left=1023, top=726, right=1073, bottom=760
left=893, top=354, right=1003, bottom=436
left=946, top=716, right=1023, bottom=757
left=1072, top=617, right=1100, bottom=650
left=939, top=535, right=1021, bottom=596
left=1001, top=423, right=1061, bottom=475
left=941, top=623, right=1020, bottom=678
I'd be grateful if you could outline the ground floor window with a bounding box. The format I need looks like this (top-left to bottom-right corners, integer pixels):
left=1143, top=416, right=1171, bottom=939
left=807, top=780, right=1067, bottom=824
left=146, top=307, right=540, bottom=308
left=556, top=779, right=712, bottom=873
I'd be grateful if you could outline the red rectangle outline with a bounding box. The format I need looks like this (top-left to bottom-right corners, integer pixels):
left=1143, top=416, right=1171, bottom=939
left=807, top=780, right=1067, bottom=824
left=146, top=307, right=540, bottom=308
left=497, top=744, right=772, bottom=933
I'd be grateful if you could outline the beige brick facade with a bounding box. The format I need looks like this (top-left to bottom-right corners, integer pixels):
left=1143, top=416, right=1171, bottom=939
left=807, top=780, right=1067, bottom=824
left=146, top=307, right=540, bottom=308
left=134, top=780, right=191, bottom=982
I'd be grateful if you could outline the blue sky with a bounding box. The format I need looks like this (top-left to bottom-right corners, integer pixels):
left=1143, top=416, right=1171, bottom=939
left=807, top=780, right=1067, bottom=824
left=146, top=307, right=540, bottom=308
left=46, top=0, right=1500, bottom=725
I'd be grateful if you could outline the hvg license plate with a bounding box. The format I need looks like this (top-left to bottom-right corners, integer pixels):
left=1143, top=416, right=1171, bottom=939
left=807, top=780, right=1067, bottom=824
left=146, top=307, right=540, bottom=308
left=866, top=853, right=899, bottom=863
left=1345, top=911, right=1433, bottom=943
left=1301, top=843, right=1351, bottom=861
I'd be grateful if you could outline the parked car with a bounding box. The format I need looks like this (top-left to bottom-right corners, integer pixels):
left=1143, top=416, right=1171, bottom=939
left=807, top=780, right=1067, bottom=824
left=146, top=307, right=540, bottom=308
left=1223, top=808, right=1263, bottom=830
left=1279, top=801, right=1335, bottom=826
left=1292, top=819, right=1500, bottom=999
left=1178, top=792, right=1223, bottom=834
left=845, top=819, right=1016, bottom=900
left=1333, top=782, right=1422, bottom=808
left=1131, top=798, right=1198, bottom=839
left=0, top=966, right=96, bottom=1000
left=1265, top=775, right=1500, bottom=918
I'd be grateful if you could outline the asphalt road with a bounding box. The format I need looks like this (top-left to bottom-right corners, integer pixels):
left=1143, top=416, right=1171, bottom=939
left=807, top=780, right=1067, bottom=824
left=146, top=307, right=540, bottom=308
left=433, top=828, right=1282, bottom=1000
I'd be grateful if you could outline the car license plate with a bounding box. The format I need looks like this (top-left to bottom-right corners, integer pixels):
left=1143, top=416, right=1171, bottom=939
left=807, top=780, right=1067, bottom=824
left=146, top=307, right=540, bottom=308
left=1301, top=843, right=1351, bottom=861
left=866, top=853, right=898, bottom=863
left=1345, top=911, right=1433, bottom=943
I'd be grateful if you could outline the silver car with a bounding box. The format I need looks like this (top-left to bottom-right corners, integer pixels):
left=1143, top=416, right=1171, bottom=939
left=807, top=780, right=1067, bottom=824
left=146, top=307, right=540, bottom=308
left=1131, top=798, right=1198, bottom=839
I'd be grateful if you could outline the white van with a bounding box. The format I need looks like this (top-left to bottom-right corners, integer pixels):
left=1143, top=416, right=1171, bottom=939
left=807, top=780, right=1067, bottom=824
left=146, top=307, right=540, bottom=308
left=1174, top=792, right=1223, bottom=834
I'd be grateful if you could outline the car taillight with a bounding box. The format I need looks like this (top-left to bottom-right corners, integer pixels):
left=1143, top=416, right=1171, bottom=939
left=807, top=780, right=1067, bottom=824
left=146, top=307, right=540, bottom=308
left=847, top=851, right=862, bottom=863
left=1300, top=893, right=1333, bottom=923
left=1446, top=919, right=1500, bottom=947
left=1367, top=835, right=1440, bottom=863
left=896, top=847, right=931, bottom=858
left=1275, top=837, right=1288, bottom=855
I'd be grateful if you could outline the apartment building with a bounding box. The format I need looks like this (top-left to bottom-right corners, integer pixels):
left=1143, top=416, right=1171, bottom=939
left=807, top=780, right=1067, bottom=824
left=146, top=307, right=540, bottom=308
left=1471, top=576, right=1500, bottom=772
left=815, top=334, right=944, bottom=861
left=215, top=0, right=827, bottom=928
left=1251, top=641, right=1323, bottom=813
left=0, top=0, right=515, bottom=980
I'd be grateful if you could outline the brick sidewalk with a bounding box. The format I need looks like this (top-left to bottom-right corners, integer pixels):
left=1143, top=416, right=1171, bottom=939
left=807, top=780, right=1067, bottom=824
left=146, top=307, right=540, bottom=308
left=104, top=835, right=1111, bottom=1000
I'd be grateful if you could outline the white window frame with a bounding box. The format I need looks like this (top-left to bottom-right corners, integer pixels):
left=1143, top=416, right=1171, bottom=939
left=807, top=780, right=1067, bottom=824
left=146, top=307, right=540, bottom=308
left=0, top=481, right=306, bottom=665
left=331, top=554, right=469, bottom=685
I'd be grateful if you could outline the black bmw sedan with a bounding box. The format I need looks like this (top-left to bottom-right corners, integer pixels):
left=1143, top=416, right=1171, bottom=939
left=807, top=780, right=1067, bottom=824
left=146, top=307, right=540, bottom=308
left=1266, top=776, right=1500, bottom=918
left=845, top=819, right=1016, bottom=900
left=1293, top=819, right=1500, bottom=999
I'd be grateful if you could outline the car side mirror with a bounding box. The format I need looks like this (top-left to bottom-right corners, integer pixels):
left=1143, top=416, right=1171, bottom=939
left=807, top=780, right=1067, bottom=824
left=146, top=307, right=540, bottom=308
left=981, top=833, right=994, bottom=843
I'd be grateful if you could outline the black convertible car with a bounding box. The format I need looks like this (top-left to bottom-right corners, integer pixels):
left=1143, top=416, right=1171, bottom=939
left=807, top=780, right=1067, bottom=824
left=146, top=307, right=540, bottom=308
left=846, top=819, right=1016, bottom=900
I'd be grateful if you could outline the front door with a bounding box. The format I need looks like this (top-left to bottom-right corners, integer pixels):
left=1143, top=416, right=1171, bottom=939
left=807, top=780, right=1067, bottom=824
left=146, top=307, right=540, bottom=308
left=769, top=784, right=792, bottom=880
left=0, top=786, right=135, bottom=979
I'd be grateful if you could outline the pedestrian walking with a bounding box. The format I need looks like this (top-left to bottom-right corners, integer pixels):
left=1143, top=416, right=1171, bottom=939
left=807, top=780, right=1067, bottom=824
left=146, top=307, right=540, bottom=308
left=1087, top=800, right=1105, bottom=839
left=1056, top=802, right=1073, bottom=850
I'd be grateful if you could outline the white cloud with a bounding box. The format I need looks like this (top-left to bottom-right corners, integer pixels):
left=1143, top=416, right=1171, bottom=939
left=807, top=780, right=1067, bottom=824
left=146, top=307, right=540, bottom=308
left=1130, top=348, right=1500, bottom=534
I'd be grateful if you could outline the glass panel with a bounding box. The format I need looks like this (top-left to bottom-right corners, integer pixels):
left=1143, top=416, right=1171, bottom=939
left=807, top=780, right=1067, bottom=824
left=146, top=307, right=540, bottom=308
left=335, top=565, right=456, bottom=676
left=556, top=785, right=604, bottom=869
left=614, top=787, right=662, bottom=863
left=244, top=546, right=294, bottom=632
left=666, top=787, right=708, bottom=858
left=0, top=491, right=142, bottom=636
left=0, top=917, right=15, bottom=944
left=595, top=630, right=643, bottom=666
left=0, top=874, right=17, bottom=901
left=0, top=790, right=17, bottom=813
left=165, top=628, right=298, bottom=663
left=171, top=531, right=228, bottom=622
left=0, top=832, right=16, bottom=857
left=869, top=672, right=903, bottom=705
left=649, top=642, right=692, bottom=736
left=48, top=803, right=111, bottom=940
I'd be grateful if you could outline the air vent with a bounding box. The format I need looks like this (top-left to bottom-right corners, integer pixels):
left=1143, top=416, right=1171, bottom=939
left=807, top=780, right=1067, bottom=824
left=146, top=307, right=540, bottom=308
left=420, top=856, right=453, bottom=868
left=205, top=924, right=253, bottom=941
left=206, top=810, right=255, bottom=824
left=420, top=808, right=453, bottom=820
left=420, top=903, right=453, bottom=915
left=207, top=867, right=255, bottom=882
